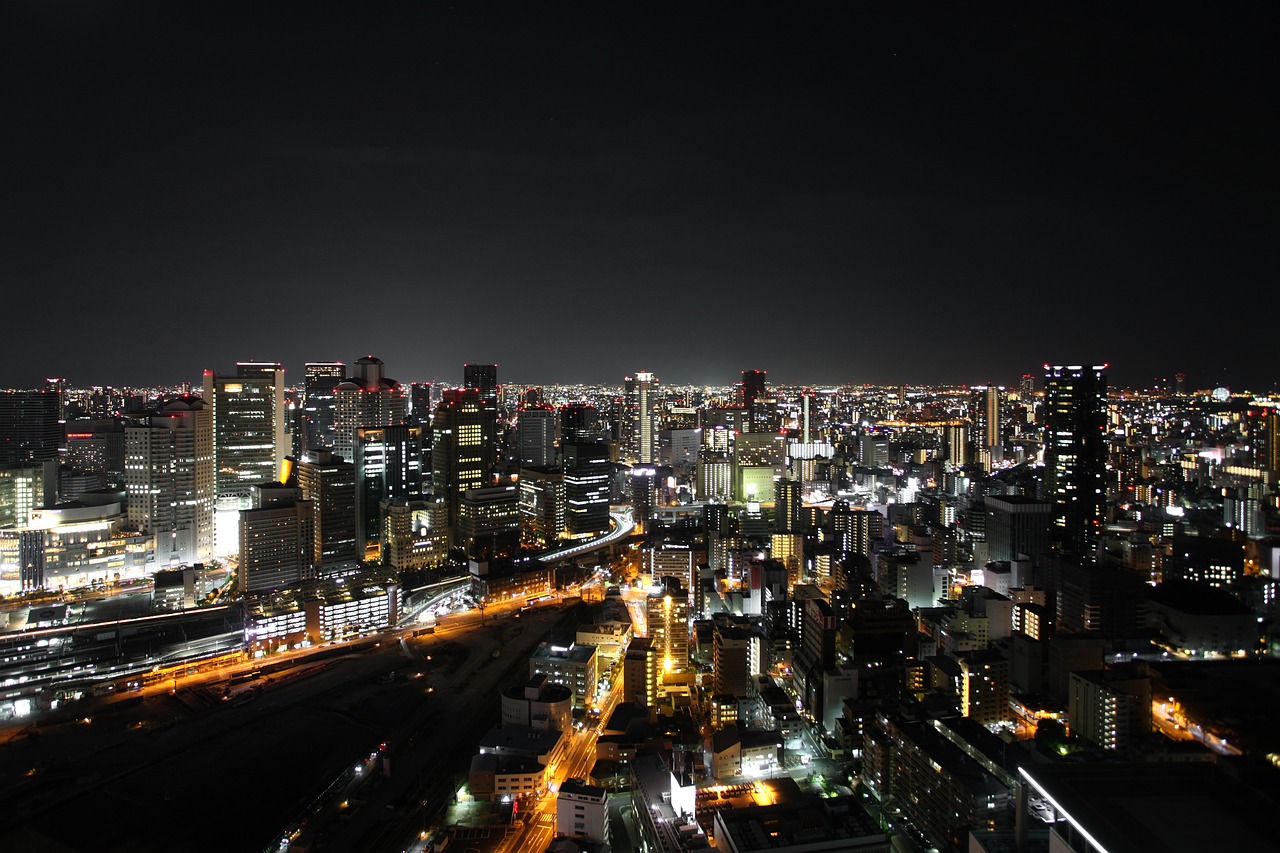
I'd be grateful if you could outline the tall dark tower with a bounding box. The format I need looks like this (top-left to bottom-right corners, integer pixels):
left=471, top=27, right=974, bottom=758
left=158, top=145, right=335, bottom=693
left=431, top=388, right=491, bottom=538
left=0, top=389, right=61, bottom=465
left=463, top=364, right=499, bottom=470
left=303, top=362, right=345, bottom=451
left=1042, top=364, right=1108, bottom=559
left=560, top=403, right=600, bottom=445
left=774, top=477, right=801, bottom=534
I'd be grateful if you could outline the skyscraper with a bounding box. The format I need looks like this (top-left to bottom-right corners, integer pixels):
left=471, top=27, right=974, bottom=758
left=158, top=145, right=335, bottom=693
left=333, top=356, right=406, bottom=462
left=296, top=448, right=358, bottom=573
left=203, top=363, right=286, bottom=508
left=1043, top=364, right=1108, bottom=559
left=0, top=389, right=61, bottom=466
left=354, top=424, right=424, bottom=560
left=773, top=477, right=801, bottom=534
left=517, top=405, right=558, bottom=468
left=431, top=388, right=491, bottom=538
left=238, top=483, right=315, bottom=594
left=124, top=396, right=214, bottom=566
left=560, top=402, right=600, bottom=444
left=408, top=382, right=433, bottom=423
left=302, top=362, right=345, bottom=452
left=562, top=442, right=610, bottom=537
left=625, top=371, right=658, bottom=464
left=463, top=363, right=499, bottom=469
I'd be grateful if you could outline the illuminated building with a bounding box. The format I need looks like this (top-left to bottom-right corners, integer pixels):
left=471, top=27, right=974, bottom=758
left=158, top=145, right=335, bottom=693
left=295, top=449, right=358, bottom=573
left=458, top=484, right=520, bottom=558
left=646, top=577, right=690, bottom=677
left=738, top=368, right=768, bottom=430
left=529, top=641, right=599, bottom=708
left=302, top=361, right=344, bottom=451
left=945, top=422, right=969, bottom=467
left=0, top=463, right=53, bottom=529
left=623, top=636, right=657, bottom=707
left=560, top=402, right=599, bottom=444
left=969, top=384, right=1003, bottom=459
left=518, top=467, right=564, bottom=549
left=124, top=396, right=214, bottom=566
left=238, top=483, right=315, bottom=594
left=1067, top=665, right=1150, bottom=752
left=624, top=371, right=659, bottom=464
left=1042, top=364, right=1108, bottom=558
left=709, top=726, right=781, bottom=780
left=958, top=649, right=1010, bottom=727
left=204, top=362, right=286, bottom=510
left=0, top=389, right=60, bottom=465
left=793, top=596, right=836, bottom=716
left=562, top=442, right=610, bottom=537
left=380, top=497, right=448, bottom=571
left=407, top=381, right=432, bottom=423
left=556, top=778, right=610, bottom=846
left=353, top=424, right=423, bottom=559
left=773, top=477, right=801, bottom=533
left=696, top=450, right=732, bottom=502
left=333, top=356, right=406, bottom=463
left=516, top=404, right=557, bottom=467
left=502, top=674, right=574, bottom=732
left=431, top=388, right=489, bottom=538
left=642, top=540, right=699, bottom=592
left=463, top=363, right=499, bottom=467
left=242, top=575, right=395, bottom=645
left=0, top=494, right=152, bottom=591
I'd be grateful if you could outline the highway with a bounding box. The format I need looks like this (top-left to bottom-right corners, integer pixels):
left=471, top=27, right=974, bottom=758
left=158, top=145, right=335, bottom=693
left=535, top=509, right=636, bottom=563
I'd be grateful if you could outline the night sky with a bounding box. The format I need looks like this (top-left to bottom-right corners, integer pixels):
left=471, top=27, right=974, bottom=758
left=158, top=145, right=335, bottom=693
left=3, top=3, right=1275, bottom=390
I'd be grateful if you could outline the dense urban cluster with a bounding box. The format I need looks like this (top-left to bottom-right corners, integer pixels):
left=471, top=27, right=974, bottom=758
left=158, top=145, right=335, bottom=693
left=1, top=360, right=1278, bottom=852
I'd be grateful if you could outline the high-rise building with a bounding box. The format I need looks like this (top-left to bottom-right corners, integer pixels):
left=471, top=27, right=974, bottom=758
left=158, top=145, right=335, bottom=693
left=560, top=403, right=599, bottom=444
left=1043, top=364, right=1108, bottom=558
left=969, top=385, right=1002, bottom=454
left=517, top=405, right=557, bottom=468
left=295, top=449, right=358, bottom=573
left=238, top=483, right=315, bottom=594
left=646, top=576, right=690, bottom=677
left=519, top=467, right=565, bottom=549
left=739, top=369, right=768, bottom=430
left=302, top=362, right=345, bottom=452
left=463, top=363, right=500, bottom=468
left=774, top=477, right=801, bottom=534
left=0, top=463, right=54, bottom=529
left=623, top=636, right=658, bottom=707
left=1019, top=373, right=1035, bottom=401
left=985, top=496, right=1051, bottom=563
left=562, top=443, right=610, bottom=537
left=944, top=422, right=969, bottom=468
left=408, top=382, right=433, bottom=423
left=354, top=424, right=424, bottom=560
left=0, top=389, right=61, bottom=466
left=625, top=371, right=659, bottom=464
left=713, top=623, right=752, bottom=697
left=204, top=363, right=286, bottom=511
left=334, top=356, right=406, bottom=463
left=431, top=388, right=490, bottom=538
left=124, top=396, right=214, bottom=566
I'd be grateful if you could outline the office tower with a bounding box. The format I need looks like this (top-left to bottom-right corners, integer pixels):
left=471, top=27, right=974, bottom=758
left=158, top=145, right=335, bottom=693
left=985, top=496, right=1051, bottom=563
left=381, top=498, right=449, bottom=571
left=354, top=424, right=424, bottom=559
left=458, top=483, right=520, bottom=559
left=517, top=405, right=557, bottom=468
left=646, top=577, right=690, bottom=676
left=334, top=356, right=407, bottom=462
left=625, top=371, right=659, bottom=464
left=739, top=369, right=767, bottom=430
left=0, top=389, right=61, bottom=466
left=203, top=363, right=286, bottom=509
left=238, top=483, right=315, bottom=594
left=774, top=477, right=801, bottom=533
left=800, top=388, right=816, bottom=444
left=858, top=433, right=889, bottom=467
left=302, top=362, right=345, bottom=452
left=431, top=388, right=490, bottom=537
left=957, top=650, right=1010, bottom=726
left=1043, top=364, right=1108, bottom=558
left=794, top=596, right=837, bottom=713
left=463, top=363, right=498, bottom=404
left=969, top=385, right=1002, bottom=453
left=944, top=422, right=969, bottom=468
left=1263, top=408, right=1280, bottom=476
left=295, top=449, right=358, bottom=573
left=0, top=463, right=53, bottom=528
left=1174, top=372, right=1187, bottom=396
left=124, top=396, right=214, bottom=566
left=696, top=451, right=732, bottom=502
left=463, top=363, right=500, bottom=468
left=408, top=382, right=433, bottom=423
left=45, top=377, right=67, bottom=422
left=64, top=419, right=126, bottom=481
left=519, top=467, right=565, bottom=549
left=1019, top=373, right=1035, bottom=401
left=562, top=442, right=610, bottom=537
left=560, top=402, right=599, bottom=444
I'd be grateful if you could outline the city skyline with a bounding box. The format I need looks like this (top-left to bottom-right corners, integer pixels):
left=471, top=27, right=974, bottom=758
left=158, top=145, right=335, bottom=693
left=3, top=5, right=1274, bottom=390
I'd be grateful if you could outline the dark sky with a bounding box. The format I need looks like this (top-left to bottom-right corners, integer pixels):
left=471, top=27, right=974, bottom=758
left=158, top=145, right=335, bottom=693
left=3, top=3, right=1275, bottom=391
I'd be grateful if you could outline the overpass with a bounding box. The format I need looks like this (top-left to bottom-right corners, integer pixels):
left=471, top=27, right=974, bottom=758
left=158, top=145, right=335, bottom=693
left=534, top=508, right=637, bottom=565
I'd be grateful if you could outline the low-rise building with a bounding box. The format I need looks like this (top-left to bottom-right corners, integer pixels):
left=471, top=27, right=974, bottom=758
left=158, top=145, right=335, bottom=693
left=530, top=642, right=599, bottom=708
